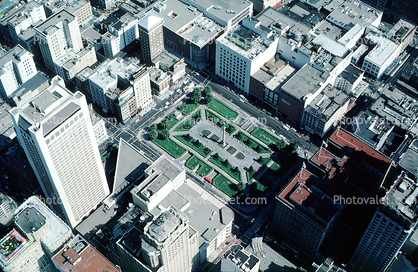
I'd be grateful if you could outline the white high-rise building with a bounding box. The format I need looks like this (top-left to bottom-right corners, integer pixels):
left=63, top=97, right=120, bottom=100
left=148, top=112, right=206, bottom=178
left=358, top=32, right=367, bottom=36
left=34, top=10, right=82, bottom=72
left=9, top=76, right=109, bottom=228
left=0, top=45, right=37, bottom=101
left=131, top=67, right=153, bottom=114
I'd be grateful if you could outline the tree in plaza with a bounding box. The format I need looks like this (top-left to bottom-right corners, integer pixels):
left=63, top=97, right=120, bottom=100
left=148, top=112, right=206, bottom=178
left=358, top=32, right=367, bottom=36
left=238, top=181, right=245, bottom=192
left=248, top=165, right=254, bottom=172
left=149, top=130, right=158, bottom=141
left=205, top=94, right=213, bottom=105
left=150, top=124, right=157, bottom=132
left=161, top=119, right=169, bottom=130
left=161, top=129, right=170, bottom=140
left=223, top=159, right=229, bottom=167
left=236, top=132, right=242, bottom=140
left=203, top=85, right=212, bottom=97
left=191, top=88, right=201, bottom=104
left=276, top=139, right=286, bottom=152
left=257, top=156, right=263, bottom=163
left=213, top=153, right=220, bottom=160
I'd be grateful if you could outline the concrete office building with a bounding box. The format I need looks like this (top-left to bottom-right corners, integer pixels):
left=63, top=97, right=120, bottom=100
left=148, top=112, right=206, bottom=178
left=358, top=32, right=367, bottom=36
left=102, top=11, right=139, bottom=58
left=118, top=207, right=199, bottom=272
left=34, top=10, right=83, bottom=72
left=52, top=234, right=121, bottom=272
left=130, top=155, right=234, bottom=265
left=54, top=46, right=97, bottom=82
left=216, top=17, right=279, bottom=94
left=42, top=0, right=93, bottom=26
left=131, top=67, right=153, bottom=115
left=362, top=33, right=401, bottom=79
left=9, top=77, right=110, bottom=228
left=272, top=168, right=342, bottom=256
left=220, top=245, right=260, bottom=272
left=0, top=45, right=37, bottom=101
left=88, top=58, right=139, bottom=115
left=0, top=196, right=72, bottom=272
left=7, top=1, right=46, bottom=45
left=152, top=50, right=186, bottom=83
left=349, top=172, right=418, bottom=272
left=301, top=84, right=352, bottom=137
left=138, top=11, right=164, bottom=64
left=148, top=66, right=171, bottom=96
left=160, top=0, right=252, bottom=68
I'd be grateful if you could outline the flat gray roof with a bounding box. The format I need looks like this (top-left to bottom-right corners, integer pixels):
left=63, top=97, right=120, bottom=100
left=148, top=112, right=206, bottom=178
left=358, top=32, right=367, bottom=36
left=281, top=64, right=325, bottom=99
left=245, top=242, right=297, bottom=271
left=0, top=45, right=30, bottom=72
left=150, top=190, right=187, bottom=216
left=147, top=210, right=180, bottom=243
left=35, top=10, right=76, bottom=34
left=15, top=207, right=46, bottom=234
left=162, top=0, right=223, bottom=47
left=339, top=64, right=363, bottom=84
left=399, top=149, right=418, bottom=178
left=10, top=73, right=49, bottom=101
left=176, top=182, right=234, bottom=246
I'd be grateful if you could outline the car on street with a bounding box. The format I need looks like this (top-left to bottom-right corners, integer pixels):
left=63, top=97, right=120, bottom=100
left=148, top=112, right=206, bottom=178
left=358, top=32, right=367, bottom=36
left=277, top=125, right=282, bottom=129
left=296, top=133, right=301, bottom=138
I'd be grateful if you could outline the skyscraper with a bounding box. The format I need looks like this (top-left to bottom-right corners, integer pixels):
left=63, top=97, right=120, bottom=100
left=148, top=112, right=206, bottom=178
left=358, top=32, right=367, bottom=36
left=138, top=11, right=164, bottom=64
left=34, top=10, right=82, bottom=72
left=349, top=172, right=418, bottom=272
left=9, top=76, right=109, bottom=228
left=117, top=206, right=199, bottom=272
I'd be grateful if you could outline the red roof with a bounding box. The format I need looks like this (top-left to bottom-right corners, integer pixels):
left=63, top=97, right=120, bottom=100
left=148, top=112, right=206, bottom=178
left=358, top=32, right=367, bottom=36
left=279, top=169, right=313, bottom=207
left=311, top=148, right=335, bottom=171
left=329, top=128, right=391, bottom=165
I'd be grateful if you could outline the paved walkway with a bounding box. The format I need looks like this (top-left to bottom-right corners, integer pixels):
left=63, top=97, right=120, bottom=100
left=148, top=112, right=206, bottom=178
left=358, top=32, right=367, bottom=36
left=169, top=104, right=272, bottom=185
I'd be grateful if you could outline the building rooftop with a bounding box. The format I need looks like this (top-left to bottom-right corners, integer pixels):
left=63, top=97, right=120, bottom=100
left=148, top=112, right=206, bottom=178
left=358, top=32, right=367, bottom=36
left=14, top=77, right=81, bottom=137
left=365, top=33, right=399, bottom=67
left=315, top=20, right=343, bottom=41
left=177, top=0, right=253, bottom=25
left=0, top=45, right=32, bottom=74
left=306, top=84, right=350, bottom=122
left=389, top=19, right=416, bottom=44
left=52, top=234, right=120, bottom=272
left=158, top=0, right=223, bottom=48
left=338, top=23, right=365, bottom=49
left=338, top=64, right=364, bottom=84
left=7, top=1, right=43, bottom=27
left=329, top=127, right=392, bottom=168
left=9, top=73, right=49, bottom=105
left=399, top=146, right=418, bottom=179
left=80, top=25, right=102, bottom=44
left=256, top=7, right=298, bottom=35
left=15, top=207, right=47, bottom=234
left=226, top=246, right=260, bottom=272
left=351, top=44, right=369, bottom=61
left=152, top=50, right=183, bottom=71
left=245, top=242, right=297, bottom=271
left=147, top=209, right=181, bottom=243
left=89, top=59, right=140, bottom=90
left=324, top=0, right=382, bottom=29
left=312, top=35, right=349, bottom=58
left=0, top=229, right=29, bottom=266
left=278, top=168, right=340, bottom=227
left=54, top=47, right=95, bottom=71
left=113, top=139, right=149, bottom=194
left=14, top=196, right=71, bottom=252
left=176, top=181, right=234, bottom=246
left=35, top=10, right=76, bottom=34
left=138, top=11, right=163, bottom=31
left=348, top=110, right=393, bottom=151
left=281, top=64, right=325, bottom=100
left=381, top=172, right=418, bottom=225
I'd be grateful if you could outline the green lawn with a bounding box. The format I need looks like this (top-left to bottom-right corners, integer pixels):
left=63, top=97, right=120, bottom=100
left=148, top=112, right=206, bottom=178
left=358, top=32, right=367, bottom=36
left=251, top=128, right=282, bottom=146
left=158, top=115, right=180, bottom=131
left=206, top=110, right=236, bottom=134
left=207, top=99, right=238, bottom=120
left=152, top=138, right=187, bottom=159
left=270, top=162, right=281, bottom=172
left=174, top=135, right=212, bottom=158
left=174, top=110, right=201, bottom=131
left=186, top=155, right=214, bottom=176
left=234, top=131, right=271, bottom=154
left=209, top=155, right=241, bottom=182
left=213, top=174, right=238, bottom=197
left=178, top=100, right=199, bottom=115
left=246, top=170, right=257, bottom=182
left=210, top=134, right=220, bottom=142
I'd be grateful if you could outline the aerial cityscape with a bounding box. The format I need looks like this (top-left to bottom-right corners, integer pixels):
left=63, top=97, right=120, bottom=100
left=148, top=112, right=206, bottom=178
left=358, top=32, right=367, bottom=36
left=0, top=0, right=417, bottom=271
